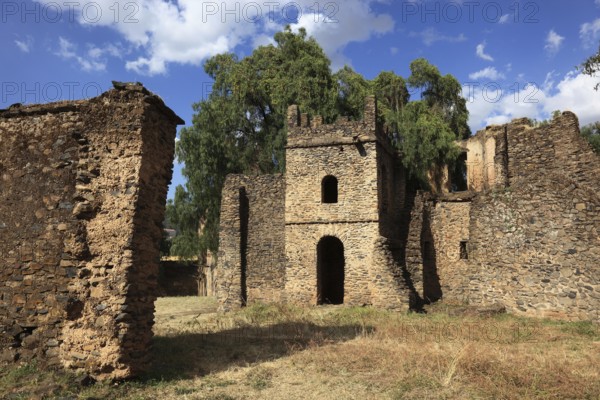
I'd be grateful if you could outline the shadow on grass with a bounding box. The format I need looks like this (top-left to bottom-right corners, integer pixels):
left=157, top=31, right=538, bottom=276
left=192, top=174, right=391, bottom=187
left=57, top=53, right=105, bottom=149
left=143, top=321, right=373, bottom=381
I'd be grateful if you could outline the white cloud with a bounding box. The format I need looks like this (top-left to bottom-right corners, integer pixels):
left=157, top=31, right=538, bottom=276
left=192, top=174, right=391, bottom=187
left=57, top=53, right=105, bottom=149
left=15, top=36, right=34, bottom=53
left=289, top=0, right=394, bottom=69
left=542, top=71, right=558, bottom=92
left=499, top=14, right=510, bottom=24
left=464, top=71, right=600, bottom=132
left=56, top=37, right=107, bottom=72
left=390, top=47, right=398, bottom=55
left=87, top=43, right=122, bottom=59
left=580, top=18, right=600, bottom=48
left=596, top=0, right=600, bottom=6
left=409, top=28, right=466, bottom=46
left=36, top=0, right=395, bottom=75
left=468, top=67, right=505, bottom=80
left=476, top=42, right=494, bottom=61
left=544, top=29, right=564, bottom=56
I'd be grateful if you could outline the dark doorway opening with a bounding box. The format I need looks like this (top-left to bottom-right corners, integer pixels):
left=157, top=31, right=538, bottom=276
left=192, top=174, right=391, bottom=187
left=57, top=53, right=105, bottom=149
left=317, top=236, right=344, bottom=305
left=450, top=152, right=468, bottom=192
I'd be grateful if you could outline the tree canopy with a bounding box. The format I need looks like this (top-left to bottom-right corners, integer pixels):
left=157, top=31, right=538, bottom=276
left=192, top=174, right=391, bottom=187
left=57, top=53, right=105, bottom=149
left=579, top=43, right=600, bottom=90
left=168, top=28, right=470, bottom=257
left=580, top=121, right=600, bottom=153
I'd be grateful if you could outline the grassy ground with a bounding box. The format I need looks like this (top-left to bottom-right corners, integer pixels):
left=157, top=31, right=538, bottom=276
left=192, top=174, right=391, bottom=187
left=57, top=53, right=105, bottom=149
left=1, top=296, right=599, bottom=399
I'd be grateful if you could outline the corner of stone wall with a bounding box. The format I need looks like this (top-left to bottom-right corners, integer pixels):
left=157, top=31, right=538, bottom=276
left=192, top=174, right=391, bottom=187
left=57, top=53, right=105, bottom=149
left=368, top=237, right=412, bottom=311
left=215, top=175, right=248, bottom=312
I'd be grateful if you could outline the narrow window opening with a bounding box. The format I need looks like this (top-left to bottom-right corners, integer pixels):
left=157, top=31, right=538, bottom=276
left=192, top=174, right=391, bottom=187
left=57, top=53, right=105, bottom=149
left=321, top=175, right=338, bottom=203
left=450, top=152, right=468, bottom=192
left=459, top=241, right=469, bottom=260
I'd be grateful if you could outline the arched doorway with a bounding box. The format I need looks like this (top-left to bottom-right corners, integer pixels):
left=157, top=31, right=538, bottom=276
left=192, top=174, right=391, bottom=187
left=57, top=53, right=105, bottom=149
left=317, top=236, right=345, bottom=305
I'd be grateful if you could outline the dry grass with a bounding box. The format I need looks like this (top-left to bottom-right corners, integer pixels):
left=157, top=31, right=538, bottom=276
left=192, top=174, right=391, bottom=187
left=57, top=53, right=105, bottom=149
left=1, top=297, right=599, bottom=399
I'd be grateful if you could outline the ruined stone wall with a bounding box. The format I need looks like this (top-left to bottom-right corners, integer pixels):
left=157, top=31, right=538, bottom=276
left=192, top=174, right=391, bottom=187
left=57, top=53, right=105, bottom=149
left=0, top=83, right=182, bottom=379
left=461, top=113, right=600, bottom=320
left=427, top=197, right=473, bottom=303
left=420, top=113, right=600, bottom=320
left=216, top=174, right=286, bottom=311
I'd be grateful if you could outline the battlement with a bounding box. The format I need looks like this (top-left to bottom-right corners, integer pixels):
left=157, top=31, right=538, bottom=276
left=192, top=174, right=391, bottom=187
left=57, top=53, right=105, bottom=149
left=286, top=96, right=386, bottom=148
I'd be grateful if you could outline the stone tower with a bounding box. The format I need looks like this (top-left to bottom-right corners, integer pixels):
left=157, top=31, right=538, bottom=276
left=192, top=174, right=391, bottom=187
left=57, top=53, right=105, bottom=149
left=283, top=97, right=409, bottom=307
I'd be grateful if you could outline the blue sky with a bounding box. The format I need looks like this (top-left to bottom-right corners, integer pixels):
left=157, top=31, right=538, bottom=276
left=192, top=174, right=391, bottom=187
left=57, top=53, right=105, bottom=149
left=2, top=0, right=600, bottom=198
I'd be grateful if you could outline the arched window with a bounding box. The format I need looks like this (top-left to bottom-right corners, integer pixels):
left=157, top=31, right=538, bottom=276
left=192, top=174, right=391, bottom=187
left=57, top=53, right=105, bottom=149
left=321, top=175, right=338, bottom=203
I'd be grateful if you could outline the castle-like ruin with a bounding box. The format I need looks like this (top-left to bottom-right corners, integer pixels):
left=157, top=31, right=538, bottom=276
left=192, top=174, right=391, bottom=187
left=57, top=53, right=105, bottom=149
left=217, top=97, right=600, bottom=322
left=1, top=89, right=598, bottom=381
left=0, top=83, right=183, bottom=380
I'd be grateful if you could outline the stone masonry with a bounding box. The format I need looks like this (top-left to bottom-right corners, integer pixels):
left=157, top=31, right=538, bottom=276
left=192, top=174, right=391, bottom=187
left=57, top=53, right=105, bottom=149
left=217, top=97, right=415, bottom=312
left=408, top=113, right=600, bottom=321
left=217, top=100, right=600, bottom=322
left=0, top=82, right=183, bottom=379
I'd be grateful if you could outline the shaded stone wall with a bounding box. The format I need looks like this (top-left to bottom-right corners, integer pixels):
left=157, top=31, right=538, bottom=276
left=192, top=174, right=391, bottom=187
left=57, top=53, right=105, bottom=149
left=216, top=174, right=286, bottom=311
left=0, top=83, right=182, bottom=379
left=158, top=260, right=199, bottom=297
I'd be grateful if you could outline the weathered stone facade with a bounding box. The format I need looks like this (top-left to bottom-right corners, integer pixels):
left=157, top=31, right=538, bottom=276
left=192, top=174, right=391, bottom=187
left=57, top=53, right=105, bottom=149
left=217, top=98, right=415, bottom=312
left=0, top=83, right=183, bottom=379
left=217, top=101, right=600, bottom=322
left=408, top=113, right=600, bottom=321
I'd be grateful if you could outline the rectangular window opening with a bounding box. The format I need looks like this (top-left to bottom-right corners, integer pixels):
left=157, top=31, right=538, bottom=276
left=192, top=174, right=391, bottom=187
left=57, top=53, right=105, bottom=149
left=459, top=241, right=469, bottom=260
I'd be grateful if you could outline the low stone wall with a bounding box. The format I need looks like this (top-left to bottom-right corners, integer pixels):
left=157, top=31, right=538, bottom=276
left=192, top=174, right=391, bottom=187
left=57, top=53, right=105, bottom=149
left=0, top=83, right=183, bottom=379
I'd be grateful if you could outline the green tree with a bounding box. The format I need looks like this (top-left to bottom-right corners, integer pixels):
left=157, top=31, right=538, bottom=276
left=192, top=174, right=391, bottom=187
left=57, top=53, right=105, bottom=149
left=371, top=71, right=410, bottom=135
left=381, top=60, right=469, bottom=185
left=388, top=101, right=461, bottom=184
left=171, top=30, right=471, bottom=256
left=579, top=43, right=600, bottom=90
left=171, top=27, right=338, bottom=255
left=334, top=65, right=372, bottom=120
left=408, top=58, right=470, bottom=140
left=580, top=121, right=600, bottom=153
left=164, top=186, right=202, bottom=259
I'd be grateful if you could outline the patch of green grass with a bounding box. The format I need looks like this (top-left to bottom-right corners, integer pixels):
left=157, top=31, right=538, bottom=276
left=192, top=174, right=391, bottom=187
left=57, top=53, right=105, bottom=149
left=549, top=320, right=600, bottom=339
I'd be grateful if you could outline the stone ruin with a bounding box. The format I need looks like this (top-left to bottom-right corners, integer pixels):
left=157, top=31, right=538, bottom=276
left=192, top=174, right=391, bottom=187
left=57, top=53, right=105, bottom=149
left=216, top=97, right=600, bottom=322
left=0, top=82, right=183, bottom=380
left=1, top=87, right=598, bottom=381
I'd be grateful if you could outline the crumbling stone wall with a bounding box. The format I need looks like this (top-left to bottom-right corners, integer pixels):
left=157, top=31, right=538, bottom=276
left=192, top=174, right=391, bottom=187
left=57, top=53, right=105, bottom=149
left=216, top=174, right=286, bottom=311
left=216, top=97, right=597, bottom=321
left=0, top=83, right=183, bottom=379
left=417, top=113, right=600, bottom=320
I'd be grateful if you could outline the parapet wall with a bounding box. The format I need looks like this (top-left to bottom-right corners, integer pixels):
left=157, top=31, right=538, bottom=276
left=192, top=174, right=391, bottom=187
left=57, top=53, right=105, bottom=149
left=0, top=83, right=183, bottom=379
left=216, top=174, right=286, bottom=311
